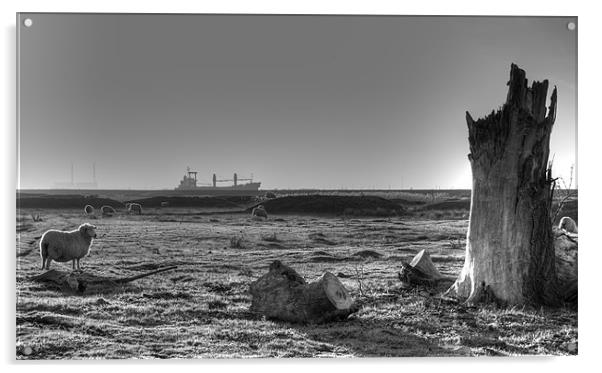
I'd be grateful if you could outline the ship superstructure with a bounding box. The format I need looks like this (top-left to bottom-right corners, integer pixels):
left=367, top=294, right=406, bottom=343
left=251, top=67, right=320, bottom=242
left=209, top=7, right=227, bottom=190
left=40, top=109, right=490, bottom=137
left=176, top=167, right=261, bottom=191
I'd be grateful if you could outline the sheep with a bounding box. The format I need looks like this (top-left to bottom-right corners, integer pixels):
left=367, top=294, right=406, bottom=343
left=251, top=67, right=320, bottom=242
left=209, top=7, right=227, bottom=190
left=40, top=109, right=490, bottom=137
left=128, top=203, right=142, bottom=215
left=39, top=223, right=97, bottom=270
left=160, top=201, right=169, bottom=208
left=559, top=216, right=578, bottom=234
left=251, top=205, right=268, bottom=219
left=124, top=203, right=132, bottom=210
left=100, top=205, right=116, bottom=216
left=84, top=205, right=95, bottom=215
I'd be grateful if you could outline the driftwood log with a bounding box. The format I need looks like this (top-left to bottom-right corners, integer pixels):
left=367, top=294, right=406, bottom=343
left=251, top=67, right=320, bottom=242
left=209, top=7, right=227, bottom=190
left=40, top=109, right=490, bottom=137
left=398, top=249, right=453, bottom=288
left=249, top=260, right=357, bottom=324
left=29, top=266, right=178, bottom=294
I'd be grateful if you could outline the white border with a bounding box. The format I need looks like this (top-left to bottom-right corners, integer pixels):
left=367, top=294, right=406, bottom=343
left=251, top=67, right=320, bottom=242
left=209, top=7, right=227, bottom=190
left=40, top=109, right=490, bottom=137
left=2, top=1, right=599, bottom=373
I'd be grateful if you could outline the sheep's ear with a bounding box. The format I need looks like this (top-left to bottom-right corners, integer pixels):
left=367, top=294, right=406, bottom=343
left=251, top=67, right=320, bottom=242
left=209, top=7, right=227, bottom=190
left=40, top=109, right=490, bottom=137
left=79, top=225, right=87, bottom=233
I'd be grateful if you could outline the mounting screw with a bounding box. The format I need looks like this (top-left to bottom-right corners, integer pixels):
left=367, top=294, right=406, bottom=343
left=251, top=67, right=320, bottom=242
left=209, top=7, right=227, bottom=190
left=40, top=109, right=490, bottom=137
left=23, top=18, right=33, bottom=27
left=567, top=22, right=576, bottom=31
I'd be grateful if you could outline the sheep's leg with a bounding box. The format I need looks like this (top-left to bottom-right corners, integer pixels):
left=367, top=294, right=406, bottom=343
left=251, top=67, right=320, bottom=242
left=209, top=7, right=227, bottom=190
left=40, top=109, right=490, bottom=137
left=72, top=259, right=76, bottom=270
left=45, top=258, right=51, bottom=270
left=77, top=259, right=81, bottom=270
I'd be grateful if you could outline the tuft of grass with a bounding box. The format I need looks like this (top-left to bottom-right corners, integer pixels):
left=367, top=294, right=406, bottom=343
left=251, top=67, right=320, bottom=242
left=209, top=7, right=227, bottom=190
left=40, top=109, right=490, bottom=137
left=414, top=209, right=469, bottom=220
left=229, top=235, right=246, bottom=249
left=207, top=300, right=228, bottom=310
left=448, top=237, right=464, bottom=250
left=261, top=232, right=279, bottom=242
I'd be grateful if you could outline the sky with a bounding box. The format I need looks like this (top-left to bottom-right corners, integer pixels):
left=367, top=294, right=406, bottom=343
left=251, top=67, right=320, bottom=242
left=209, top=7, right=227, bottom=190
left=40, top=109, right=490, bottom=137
left=17, top=14, right=577, bottom=190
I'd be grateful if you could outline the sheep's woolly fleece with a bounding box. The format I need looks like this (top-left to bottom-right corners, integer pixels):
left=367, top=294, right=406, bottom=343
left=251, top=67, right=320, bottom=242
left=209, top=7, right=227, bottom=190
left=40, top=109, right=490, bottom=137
left=39, top=223, right=97, bottom=268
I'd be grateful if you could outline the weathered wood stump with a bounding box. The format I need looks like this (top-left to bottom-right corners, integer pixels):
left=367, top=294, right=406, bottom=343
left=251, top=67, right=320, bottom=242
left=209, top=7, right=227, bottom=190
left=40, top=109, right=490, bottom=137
left=29, top=266, right=178, bottom=294
left=446, top=64, right=560, bottom=305
left=398, top=262, right=437, bottom=288
left=249, top=260, right=357, bottom=323
left=398, top=249, right=451, bottom=288
left=410, top=249, right=443, bottom=280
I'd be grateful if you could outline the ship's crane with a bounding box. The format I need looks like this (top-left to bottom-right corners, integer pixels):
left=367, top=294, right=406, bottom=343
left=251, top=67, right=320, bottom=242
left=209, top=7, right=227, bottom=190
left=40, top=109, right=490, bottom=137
left=235, top=173, right=255, bottom=186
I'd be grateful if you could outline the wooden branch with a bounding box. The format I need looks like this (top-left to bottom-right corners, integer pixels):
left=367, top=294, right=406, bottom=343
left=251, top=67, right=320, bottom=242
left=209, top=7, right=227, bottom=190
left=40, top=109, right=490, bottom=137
left=29, top=265, right=178, bottom=294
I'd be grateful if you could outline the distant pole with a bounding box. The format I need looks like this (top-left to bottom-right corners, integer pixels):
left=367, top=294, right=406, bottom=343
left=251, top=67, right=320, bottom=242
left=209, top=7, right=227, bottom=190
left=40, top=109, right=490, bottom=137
left=70, top=162, right=74, bottom=187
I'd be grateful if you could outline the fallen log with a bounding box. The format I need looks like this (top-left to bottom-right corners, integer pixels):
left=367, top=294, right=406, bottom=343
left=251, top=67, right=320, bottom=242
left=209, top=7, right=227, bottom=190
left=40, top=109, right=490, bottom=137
left=29, top=266, right=178, bottom=294
left=249, top=260, right=357, bottom=324
left=398, top=249, right=452, bottom=288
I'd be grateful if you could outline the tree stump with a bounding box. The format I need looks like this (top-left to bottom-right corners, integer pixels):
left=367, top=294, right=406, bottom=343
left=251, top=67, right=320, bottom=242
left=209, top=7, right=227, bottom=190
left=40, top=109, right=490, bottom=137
left=249, top=260, right=357, bottom=324
left=398, top=249, right=451, bottom=288
left=446, top=63, right=559, bottom=305
left=410, top=249, right=443, bottom=280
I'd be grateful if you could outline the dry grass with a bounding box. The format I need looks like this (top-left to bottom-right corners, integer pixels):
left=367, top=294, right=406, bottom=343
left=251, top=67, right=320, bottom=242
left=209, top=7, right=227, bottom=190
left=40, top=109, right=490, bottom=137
left=15, top=207, right=577, bottom=359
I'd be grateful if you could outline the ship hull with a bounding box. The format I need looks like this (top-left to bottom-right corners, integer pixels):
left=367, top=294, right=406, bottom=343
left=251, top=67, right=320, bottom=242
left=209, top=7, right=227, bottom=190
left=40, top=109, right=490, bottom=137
left=175, top=182, right=261, bottom=192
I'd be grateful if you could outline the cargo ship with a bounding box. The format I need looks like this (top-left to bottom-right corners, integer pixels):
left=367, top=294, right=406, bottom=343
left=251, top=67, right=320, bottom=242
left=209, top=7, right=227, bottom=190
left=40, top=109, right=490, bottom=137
left=16, top=167, right=262, bottom=201
left=175, top=167, right=261, bottom=192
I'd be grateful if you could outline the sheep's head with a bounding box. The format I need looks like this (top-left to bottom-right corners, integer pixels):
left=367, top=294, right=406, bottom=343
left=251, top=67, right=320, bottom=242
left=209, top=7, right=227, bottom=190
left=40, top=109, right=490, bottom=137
left=79, top=223, right=98, bottom=239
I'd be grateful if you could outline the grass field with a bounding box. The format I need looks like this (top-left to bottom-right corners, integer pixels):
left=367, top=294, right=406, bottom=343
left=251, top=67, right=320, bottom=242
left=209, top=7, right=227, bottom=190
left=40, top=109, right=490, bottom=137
left=15, top=199, right=577, bottom=359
